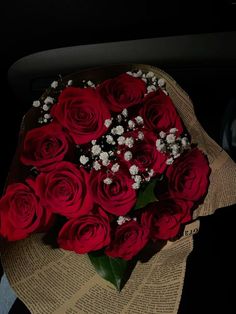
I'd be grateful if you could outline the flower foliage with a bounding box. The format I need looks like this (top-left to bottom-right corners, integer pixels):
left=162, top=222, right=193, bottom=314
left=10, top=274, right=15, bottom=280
left=0, top=69, right=211, bottom=290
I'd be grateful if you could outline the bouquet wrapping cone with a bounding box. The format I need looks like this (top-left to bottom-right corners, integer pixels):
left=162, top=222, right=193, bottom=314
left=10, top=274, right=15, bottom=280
left=1, top=64, right=236, bottom=314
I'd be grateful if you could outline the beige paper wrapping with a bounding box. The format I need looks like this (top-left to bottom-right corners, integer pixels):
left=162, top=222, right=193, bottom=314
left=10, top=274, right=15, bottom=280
left=1, top=64, right=236, bottom=314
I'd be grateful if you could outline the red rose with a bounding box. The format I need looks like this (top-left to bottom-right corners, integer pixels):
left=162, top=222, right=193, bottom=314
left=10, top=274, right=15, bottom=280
left=57, top=207, right=111, bottom=254
left=30, top=161, right=93, bottom=219
left=90, top=168, right=136, bottom=216
left=98, top=73, right=146, bottom=112
left=141, top=199, right=193, bottom=240
left=139, top=89, right=184, bottom=135
left=20, top=122, right=71, bottom=171
left=119, top=130, right=167, bottom=175
left=105, top=219, right=149, bottom=260
left=0, top=183, right=53, bottom=241
left=51, top=87, right=111, bottom=144
left=163, top=148, right=211, bottom=202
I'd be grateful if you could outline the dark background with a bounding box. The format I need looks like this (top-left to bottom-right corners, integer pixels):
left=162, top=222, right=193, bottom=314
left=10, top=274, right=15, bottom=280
left=1, top=0, right=236, bottom=192
left=1, top=1, right=236, bottom=313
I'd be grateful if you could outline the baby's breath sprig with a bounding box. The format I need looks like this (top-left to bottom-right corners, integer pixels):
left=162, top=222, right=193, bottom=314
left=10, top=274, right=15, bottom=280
left=117, top=216, right=137, bottom=225
left=32, top=75, right=67, bottom=124
left=156, top=128, right=191, bottom=165
left=76, top=106, right=149, bottom=190
left=126, top=69, right=168, bottom=96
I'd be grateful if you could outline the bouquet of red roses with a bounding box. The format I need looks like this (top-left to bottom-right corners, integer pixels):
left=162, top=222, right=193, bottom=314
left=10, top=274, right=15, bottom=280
left=0, top=68, right=210, bottom=290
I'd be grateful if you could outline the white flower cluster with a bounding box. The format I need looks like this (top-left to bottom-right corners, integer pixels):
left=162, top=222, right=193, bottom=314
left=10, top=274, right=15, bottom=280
left=156, top=128, right=190, bottom=164
left=35, top=95, right=55, bottom=124
left=78, top=107, right=148, bottom=189
left=33, top=78, right=76, bottom=124
left=117, top=216, right=137, bottom=225
left=130, top=167, right=155, bottom=189
left=82, top=79, right=96, bottom=88
left=126, top=69, right=168, bottom=96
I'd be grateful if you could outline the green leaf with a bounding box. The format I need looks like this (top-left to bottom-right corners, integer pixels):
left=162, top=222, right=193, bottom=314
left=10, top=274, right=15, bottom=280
left=134, top=177, right=161, bottom=210
left=88, top=252, right=132, bottom=291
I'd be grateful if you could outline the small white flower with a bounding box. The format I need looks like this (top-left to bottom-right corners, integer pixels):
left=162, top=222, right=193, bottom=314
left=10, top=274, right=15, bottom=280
left=102, top=159, right=110, bottom=166
left=132, top=182, right=140, bottom=189
left=99, top=152, right=109, bottom=161
left=137, top=131, right=144, bottom=140
left=159, top=131, right=166, bottom=139
left=166, top=157, right=174, bottom=165
left=125, top=137, right=134, bottom=148
left=152, top=76, right=157, bottom=82
left=147, top=85, right=156, bottom=93
left=51, top=81, right=58, bottom=89
left=172, top=143, right=179, bottom=150
left=44, top=113, right=51, bottom=119
left=117, top=136, right=126, bottom=145
left=80, top=155, right=89, bottom=165
left=117, top=216, right=131, bottom=225
left=158, top=78, right=166, bottom=87
left=124, top=151, right=132, bottom=161
left=111, top=128, right=117, bottom=135
left=44, top=96, right=54, bottom=104
left=128, top=120, right=135, bottom=129
left=117, top=114, right=122, bottom=123
left=171, top=144, right=180, bottom=154
left=93, top=161, right=101, bottom=170
left=134, top=175, right=142, bottom=183
left=87, top=80, right=94, bottom=86
left=42, top=104, right=50, bottom=111
left=106, top=135, right=114, bottom=144
left=117, top=216, right=126, bottom=225
left=157, top=144, right=166, bottom=152
left=121, top=108, right=128, bottom=117
left=103, top=177, right=112, bottom=185
left=136, top=70, right=142, bottom=77
left=129, top=165, right=139, bottom=175
left=91, top=145, right=101, bottom=156
left=91, top=140, right=97, bottom=145
left=33, top=100, right=40, bottom=107
left=67, top=80, right=73, bottom=86
left=117, top=150, right=121, bottom=154
left=109, top=151, right=114, bottom=156
left=116, top=125, right=124, bottom=135
left=146, top=71, right=154, bottom=78
left=104, top=119, right=112, bottom=128
left=166, top=134, right=176, bottom=144
left=170, top=128, right=178, bottom=134
left=135, top=116, right=144, bottom=125
left=156, top=139, right=166, bottom=152
left=111, top=163, right=120, bottom=173
left=43, top=118, right=48, bottom=123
